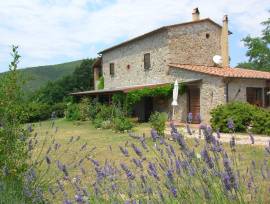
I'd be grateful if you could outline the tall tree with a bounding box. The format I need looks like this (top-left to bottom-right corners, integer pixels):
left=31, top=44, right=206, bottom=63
left=73, top=58, right=95, bottom=91
left=237, top=14, right=270, bottom=71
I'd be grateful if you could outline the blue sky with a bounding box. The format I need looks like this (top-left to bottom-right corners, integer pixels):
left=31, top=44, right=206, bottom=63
left=0, top=0, right=269, bottom=72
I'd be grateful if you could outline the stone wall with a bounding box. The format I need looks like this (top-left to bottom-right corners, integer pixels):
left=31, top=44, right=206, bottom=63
left=101, top=20, right=223, bottom=90
left=102, top=30, right=170, bottom=89
left=169, top=68, right=226, bottom=123
left=228, top=78, right=267, bottom=104
left=168, top=21, right=222, bottom=66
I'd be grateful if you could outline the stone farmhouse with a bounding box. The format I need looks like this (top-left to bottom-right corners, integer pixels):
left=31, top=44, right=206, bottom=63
left=72, top=8, right=270, bottom=124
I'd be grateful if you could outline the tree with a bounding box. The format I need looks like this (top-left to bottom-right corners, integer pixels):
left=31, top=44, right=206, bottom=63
left=72, top=58, right=95, bottom=91
left=30, top=58, right=95, bottom=104
left=237, top=14, right=270, bottom=71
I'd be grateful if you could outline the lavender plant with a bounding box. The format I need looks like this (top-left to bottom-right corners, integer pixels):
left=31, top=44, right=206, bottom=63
left=40, top=120, right=270, bottom=203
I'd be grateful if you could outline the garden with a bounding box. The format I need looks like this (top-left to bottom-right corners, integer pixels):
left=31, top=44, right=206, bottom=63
left=1, top=46, right=270, bottom=204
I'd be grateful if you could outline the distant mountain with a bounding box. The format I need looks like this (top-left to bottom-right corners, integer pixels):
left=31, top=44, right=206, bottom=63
left=1, top=60, right=83, bottom=94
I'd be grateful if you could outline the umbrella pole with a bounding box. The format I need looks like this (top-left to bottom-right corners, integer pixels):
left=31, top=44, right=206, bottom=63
left=172, top=106, right=175, bottom=121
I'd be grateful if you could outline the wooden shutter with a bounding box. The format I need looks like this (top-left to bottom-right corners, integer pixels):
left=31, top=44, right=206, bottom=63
left=110, top=63, right=115, bottom=76
left=144, top=53, right=151, bottom=70
left=246, top=87, right=263, bottom=107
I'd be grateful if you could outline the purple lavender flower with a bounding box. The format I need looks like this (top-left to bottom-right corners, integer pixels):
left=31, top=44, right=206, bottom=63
left=75, top=194, right=84, bottom=203
left=201, top=149, right=214, bottom=169
left=132, top=158, right=143, bottom=169
left=148, top=162, right=159, bottom=180
left=119, top=146, right=129, bottom=157
left=166, top=169, right=174, bottom=182
left=90, top=158, right=100, bottom=167
left=187, top=112, right=193, bottom=123
left=169, top=145, right=176, bottom=157
left=170, top=186, right=177, bottom=197
left=120, top=163, right=135, bottom=180
left=223, top=154, right=238, bottom=190
left=131, top=143, right=142, bottom=157
left=227, top=118, right=235, bottom=130
left=151, top=129, right=159, bottom=141
left=170, top=122, right=178, bottom=134
left=63, top=200, right=72, bottom=204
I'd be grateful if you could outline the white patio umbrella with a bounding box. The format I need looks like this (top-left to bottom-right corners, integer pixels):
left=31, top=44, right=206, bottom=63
left=171, top=80, right=179, bottom=120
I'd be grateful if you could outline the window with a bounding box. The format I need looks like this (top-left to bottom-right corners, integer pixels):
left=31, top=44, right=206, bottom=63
left=109, top=63, right=115, bottom=76
left=206, top=33, right=210, bottom=39
left=246, top=87, right=263, bottom=107
left=144, top=53, right=151, bottom=70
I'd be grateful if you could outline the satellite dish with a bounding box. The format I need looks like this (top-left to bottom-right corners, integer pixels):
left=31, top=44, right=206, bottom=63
left=213, top=55, right=223, bottom=65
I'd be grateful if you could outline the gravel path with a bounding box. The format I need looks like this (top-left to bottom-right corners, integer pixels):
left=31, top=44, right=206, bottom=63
left=165, top=127, right=270, bottom=146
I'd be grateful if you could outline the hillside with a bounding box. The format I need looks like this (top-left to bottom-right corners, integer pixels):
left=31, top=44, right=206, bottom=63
left=1, top=60, right=83, bottom=94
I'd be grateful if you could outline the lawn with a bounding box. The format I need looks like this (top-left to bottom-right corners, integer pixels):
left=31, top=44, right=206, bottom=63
left=30, top=119, right=270, bottom=203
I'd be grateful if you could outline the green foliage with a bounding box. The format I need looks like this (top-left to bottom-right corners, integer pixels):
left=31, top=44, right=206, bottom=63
left=112, top=84, right=181, bottom=114
left=78, top=98, right=91, bottom=121
left=31, top=59, right=95, bottom=105
left=0, top=46, right=29, bottom=178
left=65, top=103, right=80, bottom=121
left=113, top=117, right=133, bottom=132
left=26, top=102, right=66, bottom=122
left=149, top=111, right=168, bottom=136
left=210, top=102, right=270, bottom=135
left=98, top=76, right=104, bottom=90
left=238, top=14, right=270, bottom=71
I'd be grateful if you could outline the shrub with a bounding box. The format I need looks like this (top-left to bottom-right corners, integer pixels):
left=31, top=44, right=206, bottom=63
left=78, top=98, right=91, bottom=121
left=210, top=102, right=270, bottom=135
left=65, top=102, right=80, bottom=121
left=113, top=117, right=133, bottom=132
left=27, top=102, right=66, bottom=122
left=149, top=111, right=168, bottom=136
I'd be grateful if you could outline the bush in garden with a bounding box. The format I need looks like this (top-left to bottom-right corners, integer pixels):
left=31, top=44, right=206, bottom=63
left=149, top=111, right=168, bottom=136
left=113, top=116, right=133, bottom=132
left=26, top=102, right=66, bottom=123
left=211, top=102, right=270, bottom=135
left=78, top=97, right=91, bottom=121
left=65, top=102, right=80, bottom=121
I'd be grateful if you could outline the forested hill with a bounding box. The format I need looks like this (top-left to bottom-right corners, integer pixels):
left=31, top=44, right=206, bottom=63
left=1, top=60, right=82, bottom=94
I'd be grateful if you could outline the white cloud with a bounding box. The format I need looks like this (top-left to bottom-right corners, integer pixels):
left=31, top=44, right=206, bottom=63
left=0, top=0, right=269, bottom=71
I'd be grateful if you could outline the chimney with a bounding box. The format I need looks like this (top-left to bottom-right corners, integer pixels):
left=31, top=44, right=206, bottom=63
left=192, top=8, right=200, bottom=21
left=221, top=15, right=229, bottom=67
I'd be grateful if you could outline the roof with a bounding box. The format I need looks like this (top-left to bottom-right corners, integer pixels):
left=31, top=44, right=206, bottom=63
left=169, top=63, right=270, bottom=80
left=98, top=18, right=231, bottom=54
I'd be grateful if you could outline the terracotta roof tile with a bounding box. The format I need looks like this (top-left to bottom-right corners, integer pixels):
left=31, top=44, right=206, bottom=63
left=169, top=64, right=270, bottom=80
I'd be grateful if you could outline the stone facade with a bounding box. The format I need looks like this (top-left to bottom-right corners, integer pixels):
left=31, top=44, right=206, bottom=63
left=168, top=21, right=221, bottom=66
left=102, top=30, right=170, bottom=89
left=169, top=68, right=226, bottom=123
left=101, top=20, right=223, bottom=90
left=228, top=78, right=267, bottom=104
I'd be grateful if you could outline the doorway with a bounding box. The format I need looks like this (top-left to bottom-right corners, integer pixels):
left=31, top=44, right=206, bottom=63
left=188, top=87, right=200, bottom=124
